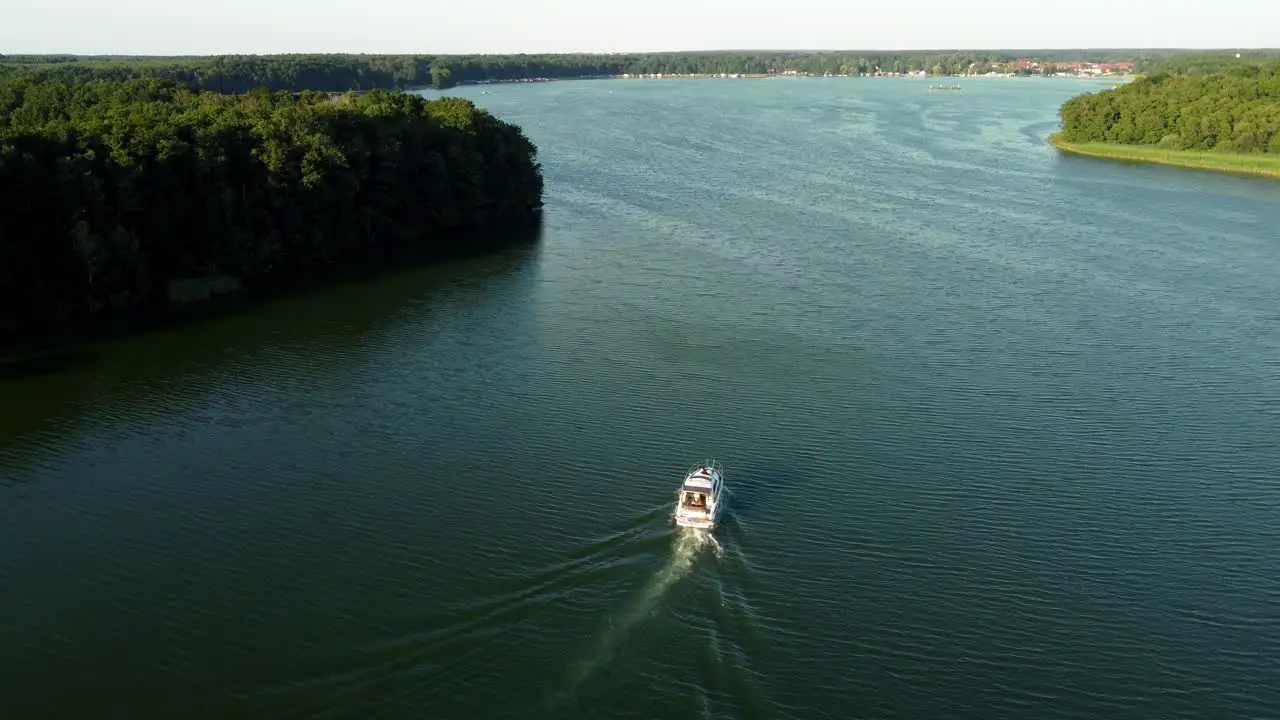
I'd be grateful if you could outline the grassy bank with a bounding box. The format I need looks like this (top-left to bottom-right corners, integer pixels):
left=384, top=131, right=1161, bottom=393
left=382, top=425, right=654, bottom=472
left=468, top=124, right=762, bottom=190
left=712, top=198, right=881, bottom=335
left=1049, top=133, right=1280, bottom=179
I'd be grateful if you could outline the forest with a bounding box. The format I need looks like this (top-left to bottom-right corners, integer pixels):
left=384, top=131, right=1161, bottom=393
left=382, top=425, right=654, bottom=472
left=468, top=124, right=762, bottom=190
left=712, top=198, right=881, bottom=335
left=1130, top=52, right=1280, bottom=77
left=0, top=50, right=1148, bottom=92
left=1055, top=63, right=1280, bottom=153
left=0, top=76, right=544, bottom=339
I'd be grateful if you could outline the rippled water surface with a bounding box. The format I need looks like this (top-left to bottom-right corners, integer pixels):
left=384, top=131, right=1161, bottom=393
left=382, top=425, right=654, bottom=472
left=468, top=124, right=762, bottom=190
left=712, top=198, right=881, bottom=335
left=3, top=78, right=1280, bottom=719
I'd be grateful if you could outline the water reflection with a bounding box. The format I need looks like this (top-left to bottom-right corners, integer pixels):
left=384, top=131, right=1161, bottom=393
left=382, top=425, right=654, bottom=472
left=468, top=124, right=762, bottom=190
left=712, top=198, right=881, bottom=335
left=0, top=217, right=544, bottom=482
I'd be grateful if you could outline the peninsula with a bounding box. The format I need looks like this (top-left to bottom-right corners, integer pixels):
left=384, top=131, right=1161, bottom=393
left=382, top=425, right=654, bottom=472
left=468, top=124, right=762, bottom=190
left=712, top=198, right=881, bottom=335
left=0, top=77, right=544, bottom=342
left=1050, top=57, right=1280, bottom=179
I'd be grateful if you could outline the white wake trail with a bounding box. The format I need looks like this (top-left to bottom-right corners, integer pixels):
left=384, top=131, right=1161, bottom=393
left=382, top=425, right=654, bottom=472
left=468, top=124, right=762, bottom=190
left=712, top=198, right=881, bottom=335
left=548, top=528, right=721, bottom=707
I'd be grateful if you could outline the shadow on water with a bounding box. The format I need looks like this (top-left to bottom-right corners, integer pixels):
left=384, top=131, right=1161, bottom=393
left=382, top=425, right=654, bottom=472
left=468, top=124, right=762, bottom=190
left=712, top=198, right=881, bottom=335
left=0, top=217, right=545, bottom=479
left=0, top=346, right=94, bottom=379
left=0, top=215, right=545, bottom=379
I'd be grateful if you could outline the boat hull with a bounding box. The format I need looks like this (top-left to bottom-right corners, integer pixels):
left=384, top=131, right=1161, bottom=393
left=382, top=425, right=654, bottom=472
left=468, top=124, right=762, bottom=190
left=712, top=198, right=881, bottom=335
left=674, top=507, right=721, bottom=530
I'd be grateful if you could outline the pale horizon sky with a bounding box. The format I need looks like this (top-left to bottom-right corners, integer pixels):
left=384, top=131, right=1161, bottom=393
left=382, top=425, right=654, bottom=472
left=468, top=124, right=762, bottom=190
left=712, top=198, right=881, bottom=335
left=4, top=0, right=1278, bottom=56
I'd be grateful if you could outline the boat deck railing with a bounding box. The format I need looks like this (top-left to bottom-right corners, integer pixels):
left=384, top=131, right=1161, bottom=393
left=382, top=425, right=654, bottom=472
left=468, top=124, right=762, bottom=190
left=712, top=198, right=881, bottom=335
left=686, top=458, right=723, bottom=476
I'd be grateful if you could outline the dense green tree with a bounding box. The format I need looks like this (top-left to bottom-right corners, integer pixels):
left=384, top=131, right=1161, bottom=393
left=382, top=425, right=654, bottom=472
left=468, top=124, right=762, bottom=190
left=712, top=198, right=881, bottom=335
left=1057, top=63, right=1280, bottom=153
left=431, top=65, right=455, bottom=89
left=0, top=78, right=543, bottom=338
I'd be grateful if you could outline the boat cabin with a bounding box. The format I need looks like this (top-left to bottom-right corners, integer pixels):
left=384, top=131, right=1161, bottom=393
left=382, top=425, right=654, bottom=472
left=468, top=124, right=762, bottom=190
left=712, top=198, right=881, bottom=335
left=680, top=470, right=716, bottom=511
left=682, top=491, right=708, bottom=509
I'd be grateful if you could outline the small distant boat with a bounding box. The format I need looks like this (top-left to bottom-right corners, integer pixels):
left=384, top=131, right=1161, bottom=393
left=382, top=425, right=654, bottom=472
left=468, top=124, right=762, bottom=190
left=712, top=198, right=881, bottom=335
left=927, top=84, right=962, bottom=91
left=673, top=460, right=725, bottom=530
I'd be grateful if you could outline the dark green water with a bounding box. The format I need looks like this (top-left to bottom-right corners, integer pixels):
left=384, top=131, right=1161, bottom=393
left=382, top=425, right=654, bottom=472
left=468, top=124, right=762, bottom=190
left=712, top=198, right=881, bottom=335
left=3, top=78, right=1279, bottom=720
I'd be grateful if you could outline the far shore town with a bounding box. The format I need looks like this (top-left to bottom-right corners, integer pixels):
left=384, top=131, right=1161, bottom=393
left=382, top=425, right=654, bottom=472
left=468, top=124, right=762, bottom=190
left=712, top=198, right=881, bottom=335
left=617, top=60, right=1134, bottom=80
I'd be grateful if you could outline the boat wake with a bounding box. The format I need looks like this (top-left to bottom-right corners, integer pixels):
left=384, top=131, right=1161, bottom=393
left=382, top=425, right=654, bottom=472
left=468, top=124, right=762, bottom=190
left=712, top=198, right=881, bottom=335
left=547, top=527, right=722, bottom=709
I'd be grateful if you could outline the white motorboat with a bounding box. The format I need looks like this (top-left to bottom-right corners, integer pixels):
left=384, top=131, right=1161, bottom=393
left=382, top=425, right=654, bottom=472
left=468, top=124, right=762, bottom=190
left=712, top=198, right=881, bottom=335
left=673, top=460, right=724, bottom=530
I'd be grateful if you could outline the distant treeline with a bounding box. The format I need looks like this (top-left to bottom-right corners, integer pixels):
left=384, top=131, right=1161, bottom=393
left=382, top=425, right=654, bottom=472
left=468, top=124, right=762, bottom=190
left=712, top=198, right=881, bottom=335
left=0, top=50, right=1169, bottom=92
left=1056, top=63, right=1280, bottom=153
left=1129, top=52, right=1280, bottom=77
left=0, top=76, right=544, bottom=337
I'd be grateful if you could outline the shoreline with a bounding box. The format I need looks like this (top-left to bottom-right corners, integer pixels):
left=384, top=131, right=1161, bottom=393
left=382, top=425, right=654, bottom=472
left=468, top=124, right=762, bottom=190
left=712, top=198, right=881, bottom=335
left=1048, top=133, right=1280, bottom=179
left=414, top=73, right=1132, bottom=91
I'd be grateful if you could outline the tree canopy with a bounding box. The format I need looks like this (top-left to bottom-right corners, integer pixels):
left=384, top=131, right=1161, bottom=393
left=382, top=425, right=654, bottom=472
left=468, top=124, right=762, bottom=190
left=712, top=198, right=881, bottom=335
left=0, top=77, right=544, bottom=338
left=1056, top=64, right=1280, bottom=153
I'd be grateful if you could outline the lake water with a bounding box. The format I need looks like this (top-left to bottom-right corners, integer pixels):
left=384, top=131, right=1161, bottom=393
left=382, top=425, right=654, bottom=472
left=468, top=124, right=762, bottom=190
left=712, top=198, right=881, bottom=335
left=3, top=77, right=1279, bottom=719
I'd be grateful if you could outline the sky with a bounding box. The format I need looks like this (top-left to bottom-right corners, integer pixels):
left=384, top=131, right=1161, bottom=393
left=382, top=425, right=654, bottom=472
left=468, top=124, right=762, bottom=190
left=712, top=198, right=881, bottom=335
left=4, top=0, right=1278, bottom=56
